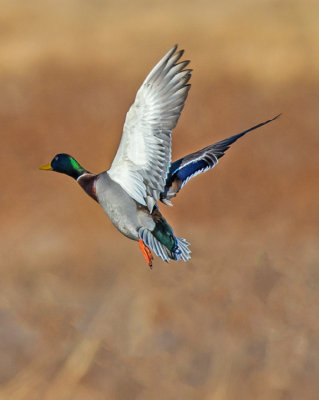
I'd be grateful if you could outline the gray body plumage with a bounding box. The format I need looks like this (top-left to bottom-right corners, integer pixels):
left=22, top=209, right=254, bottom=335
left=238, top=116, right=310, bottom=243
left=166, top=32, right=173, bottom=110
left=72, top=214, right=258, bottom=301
left=95, top=172, right=191, bottom=262
left=95, top=172, right=155, bottom=240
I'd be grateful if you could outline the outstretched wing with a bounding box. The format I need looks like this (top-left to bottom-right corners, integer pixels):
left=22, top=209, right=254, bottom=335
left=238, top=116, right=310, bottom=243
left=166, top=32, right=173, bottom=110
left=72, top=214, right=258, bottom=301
left=108, top=45, right=192, bottom=211
left=160, top=114, right=281, bottom=205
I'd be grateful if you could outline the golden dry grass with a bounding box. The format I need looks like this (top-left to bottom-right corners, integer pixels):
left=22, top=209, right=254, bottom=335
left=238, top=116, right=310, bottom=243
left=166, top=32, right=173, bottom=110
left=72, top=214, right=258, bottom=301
left=1, top=1, right=319, bottom=399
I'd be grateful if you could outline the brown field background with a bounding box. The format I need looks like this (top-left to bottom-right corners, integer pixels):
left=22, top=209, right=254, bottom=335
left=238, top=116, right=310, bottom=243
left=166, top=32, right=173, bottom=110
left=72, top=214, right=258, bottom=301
left=1, top=0, right=319, bottom=399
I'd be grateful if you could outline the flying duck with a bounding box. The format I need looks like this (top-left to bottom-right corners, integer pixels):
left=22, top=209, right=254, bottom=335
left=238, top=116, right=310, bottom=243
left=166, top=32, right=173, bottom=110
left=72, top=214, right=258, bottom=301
left=40, top=45, right=279, bottom=268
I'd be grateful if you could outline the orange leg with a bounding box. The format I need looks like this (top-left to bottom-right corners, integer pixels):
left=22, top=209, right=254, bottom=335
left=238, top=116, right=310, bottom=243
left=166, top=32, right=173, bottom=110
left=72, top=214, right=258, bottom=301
left=139, top=239, right=153, bottom=269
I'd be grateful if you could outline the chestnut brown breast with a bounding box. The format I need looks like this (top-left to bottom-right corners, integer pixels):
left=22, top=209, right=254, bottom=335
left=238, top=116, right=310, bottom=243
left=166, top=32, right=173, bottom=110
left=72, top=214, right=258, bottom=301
left=77, top=173, right=98, bottom=202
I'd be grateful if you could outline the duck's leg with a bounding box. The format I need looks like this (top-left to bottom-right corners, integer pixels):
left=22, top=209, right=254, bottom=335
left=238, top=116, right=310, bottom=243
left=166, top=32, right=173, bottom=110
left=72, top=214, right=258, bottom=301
left=139, top=239, right=153, bottom=269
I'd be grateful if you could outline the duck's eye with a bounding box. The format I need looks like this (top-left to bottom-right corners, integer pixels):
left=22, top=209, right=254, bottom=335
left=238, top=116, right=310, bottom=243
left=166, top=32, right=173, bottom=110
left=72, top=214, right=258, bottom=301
left=55, top=156, right=59, bottom=161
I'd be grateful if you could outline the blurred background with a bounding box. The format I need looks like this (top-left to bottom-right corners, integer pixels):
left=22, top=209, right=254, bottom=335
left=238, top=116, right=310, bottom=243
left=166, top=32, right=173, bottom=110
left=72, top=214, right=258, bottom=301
left=1, top=0, right=318, bottom=399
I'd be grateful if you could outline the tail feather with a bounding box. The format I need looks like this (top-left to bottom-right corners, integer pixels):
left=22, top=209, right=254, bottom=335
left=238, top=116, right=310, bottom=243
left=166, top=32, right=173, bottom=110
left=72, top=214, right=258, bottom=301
left=138, top=227, right=191, bottom=263
left=139, top=227, right=171, bottom=262
left=176, top=237, right=191, bottom=261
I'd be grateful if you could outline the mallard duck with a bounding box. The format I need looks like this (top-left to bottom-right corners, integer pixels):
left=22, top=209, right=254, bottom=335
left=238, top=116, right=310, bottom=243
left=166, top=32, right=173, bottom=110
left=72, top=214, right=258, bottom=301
left=40, top=45, right=279, bottom=268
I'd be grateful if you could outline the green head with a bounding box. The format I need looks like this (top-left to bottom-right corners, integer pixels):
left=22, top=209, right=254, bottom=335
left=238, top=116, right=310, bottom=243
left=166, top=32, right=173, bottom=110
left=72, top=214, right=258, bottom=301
left=39, top=153, right=87, bottom=179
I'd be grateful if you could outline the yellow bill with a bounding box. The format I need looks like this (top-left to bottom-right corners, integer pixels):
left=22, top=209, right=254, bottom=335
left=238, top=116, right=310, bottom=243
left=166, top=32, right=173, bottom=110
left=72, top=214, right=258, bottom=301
left=39, top=163, right=52, bottom=171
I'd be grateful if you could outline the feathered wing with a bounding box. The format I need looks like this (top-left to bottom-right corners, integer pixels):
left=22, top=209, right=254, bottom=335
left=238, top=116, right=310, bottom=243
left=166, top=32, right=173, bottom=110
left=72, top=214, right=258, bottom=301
left=160, top=114, right=281, bottom=204
left=108, top=45, right=192, bottom=211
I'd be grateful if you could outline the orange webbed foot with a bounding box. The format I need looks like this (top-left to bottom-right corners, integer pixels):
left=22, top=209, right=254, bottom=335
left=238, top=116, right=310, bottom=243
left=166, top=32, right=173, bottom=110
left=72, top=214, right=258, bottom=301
left=139, top=239, right=153, bottom=269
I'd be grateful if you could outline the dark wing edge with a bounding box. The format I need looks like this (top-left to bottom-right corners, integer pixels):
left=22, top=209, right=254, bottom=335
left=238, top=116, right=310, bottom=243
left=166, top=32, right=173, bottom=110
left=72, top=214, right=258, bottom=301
left=160, top=113, right=281, bottom=205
